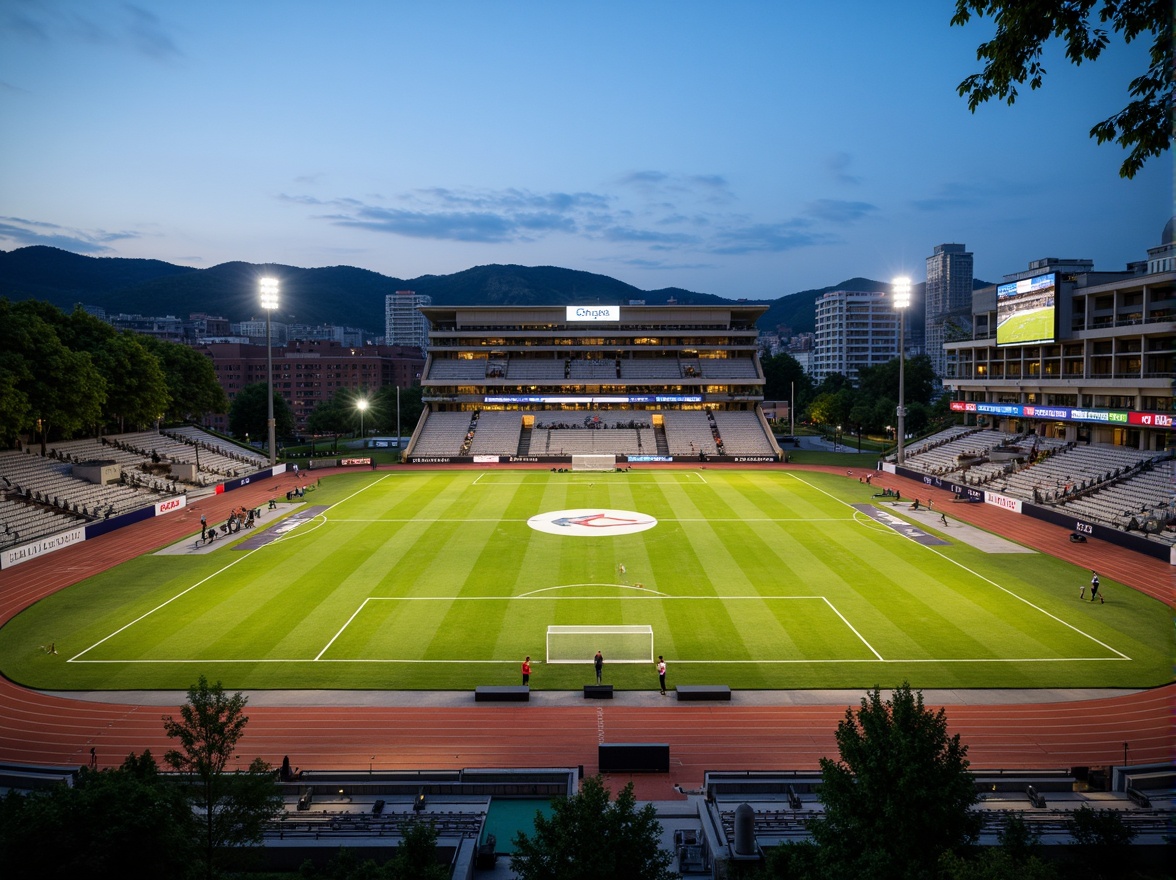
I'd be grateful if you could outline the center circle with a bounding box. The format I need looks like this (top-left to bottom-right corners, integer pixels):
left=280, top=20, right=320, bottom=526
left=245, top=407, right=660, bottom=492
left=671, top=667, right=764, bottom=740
left=527, top=508, right=658, bottom=537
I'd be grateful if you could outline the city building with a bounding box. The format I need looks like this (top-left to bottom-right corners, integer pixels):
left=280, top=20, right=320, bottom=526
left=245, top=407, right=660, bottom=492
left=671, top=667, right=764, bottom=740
left=237, top=318, right=289, bottom=346
left=196, top=339, right=424, bottom=435
left=811, top=290, right=898, bottom=383
left=925, top=243, right=975, bottom=377
left=943, top=221, right=1174, bottom=451
left=385, top=290, right=432, bottom=353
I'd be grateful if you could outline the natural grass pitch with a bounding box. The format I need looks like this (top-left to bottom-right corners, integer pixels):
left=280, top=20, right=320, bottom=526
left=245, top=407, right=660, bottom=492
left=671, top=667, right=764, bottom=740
left=1, top=469, right=1170, bottom=691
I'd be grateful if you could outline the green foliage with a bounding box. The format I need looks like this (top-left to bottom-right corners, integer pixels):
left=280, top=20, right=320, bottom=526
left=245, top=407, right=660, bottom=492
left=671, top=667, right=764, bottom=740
left=228, top=381, right=296, bottom=442
left=0, top=751, right=199, bottom=880
left=307, top=388, right=366, bottom=438
left=142, top=336, right=228, bottom=422
left=163, top=675, right=282, bottom=880
left=373, top=383, right=423, bottom=436
left=938, top=849, right=1059, bottom=880
left=951, top=0, right=1171, bottom=178
left=510, top=776, right=675, bottom=880
left=935, top=813, right=1057, bottom=879
left=807, top=683, right=981, bottom=879
left=761, top=351, right=813, bottom=407
left=0, top=298, right=225, bottom=446
left=1065, top=805, right=1139, bottom=878
left=0, top=299, right=106, bottom=449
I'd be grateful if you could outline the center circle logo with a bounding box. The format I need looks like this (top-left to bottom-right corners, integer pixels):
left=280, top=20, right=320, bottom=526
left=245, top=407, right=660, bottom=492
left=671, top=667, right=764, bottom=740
left=527, top=509, right=658, bottom=537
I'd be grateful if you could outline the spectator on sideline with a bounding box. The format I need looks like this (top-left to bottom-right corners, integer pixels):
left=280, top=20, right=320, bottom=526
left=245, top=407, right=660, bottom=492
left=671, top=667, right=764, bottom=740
left=522, top=656, right=531, bottom=686
left=657, top=655, right=667, bottom=695
left=594, top=651, right=603, bottom=684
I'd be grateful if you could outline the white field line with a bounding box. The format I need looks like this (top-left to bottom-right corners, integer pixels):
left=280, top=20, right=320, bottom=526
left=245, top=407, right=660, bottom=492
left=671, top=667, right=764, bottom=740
left=68, top=551, right=256, bottom=662
left=71, top=475, right=394, bottom=662
left=788, top=474, right=1131, bottom=660
left=325, top=516, right=851, bottom=523
left=315, top=597, right=372, bottom=661
left=822, top=597, right=884, bottom=660
left=471, top=472, right=707, bottom=485
left=67, top=656, right=1128, bottom=665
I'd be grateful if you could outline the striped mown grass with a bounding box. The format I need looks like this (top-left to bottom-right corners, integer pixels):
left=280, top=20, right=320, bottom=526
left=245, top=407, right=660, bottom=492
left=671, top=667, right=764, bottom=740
left=0, top=469, right=1169, bottom=691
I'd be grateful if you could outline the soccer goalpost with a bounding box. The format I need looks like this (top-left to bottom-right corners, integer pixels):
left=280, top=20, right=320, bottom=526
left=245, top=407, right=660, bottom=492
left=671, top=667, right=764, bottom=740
left=572, top=454, right=616, bottom=471
left=546, top=625, right=654, bottom=664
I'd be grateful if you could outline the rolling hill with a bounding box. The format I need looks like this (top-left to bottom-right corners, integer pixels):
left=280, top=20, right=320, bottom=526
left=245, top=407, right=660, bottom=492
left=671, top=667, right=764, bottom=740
left=1, top=245, right=974, bottom=336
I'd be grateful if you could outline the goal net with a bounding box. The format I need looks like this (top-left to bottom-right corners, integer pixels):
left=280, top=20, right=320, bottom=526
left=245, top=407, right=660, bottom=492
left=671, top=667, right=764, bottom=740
left=572, top=454, right=616, bottom=472
left=546, top=625, right=654, bottom=664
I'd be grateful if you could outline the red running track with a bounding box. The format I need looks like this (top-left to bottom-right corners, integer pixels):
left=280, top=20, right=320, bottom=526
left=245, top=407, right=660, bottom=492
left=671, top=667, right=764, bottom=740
left=0, top=465, right=1172, bottom=801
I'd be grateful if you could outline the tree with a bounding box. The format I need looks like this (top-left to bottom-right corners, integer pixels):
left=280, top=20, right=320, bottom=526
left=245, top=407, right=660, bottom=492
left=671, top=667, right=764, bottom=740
left=2, top=301, right=106, bottom=451
left=143, top=337, right=228, bottom=424
left=0, top=751, right=198, bottom=880
left=1065, top=805, right=1138, bottom=879
left=510, top=776, right=675, bottom=880
left=951, top=0, right=1171, bottom=178
left=387, top=819, right=450, bottom=880
left=227, top=381, right=296, bottom=443
left=806, top=683, right=981, bottom=879
left=373, top=382, right=423, bottom=438
left=163, top=675, right=282, bottom=880
left=937, top=813, right=1058, bottom=880
left=857, top=355, right=938, bottom=410
left=761, top=352, right=813, bottom=408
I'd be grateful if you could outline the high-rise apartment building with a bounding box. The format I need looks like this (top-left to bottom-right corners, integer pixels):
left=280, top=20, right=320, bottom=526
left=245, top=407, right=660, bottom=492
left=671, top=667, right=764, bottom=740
left=812, top=290, right=898, bottom=383
left=385, top=290, right=432, bottom=353
left=925, top=243, right=974, bottom=377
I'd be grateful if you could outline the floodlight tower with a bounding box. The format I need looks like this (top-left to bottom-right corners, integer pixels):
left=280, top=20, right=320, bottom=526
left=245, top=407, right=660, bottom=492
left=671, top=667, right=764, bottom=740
left=260, top=277, right=279, bottom=466
left=357, top=398, right=368, bottom=446
left=892, top=276, right=912, bottom=465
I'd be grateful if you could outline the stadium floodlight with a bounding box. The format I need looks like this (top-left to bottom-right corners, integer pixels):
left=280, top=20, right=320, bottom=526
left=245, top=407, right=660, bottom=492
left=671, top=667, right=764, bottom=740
left=356, top=398, right=368, bottom=444
left=892, top=276, right=912, bottom=466
left=260, top=278, right=279, bottom=466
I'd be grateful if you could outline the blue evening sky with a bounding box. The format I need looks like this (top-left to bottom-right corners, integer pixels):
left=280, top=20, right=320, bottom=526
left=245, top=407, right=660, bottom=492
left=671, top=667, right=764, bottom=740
left=1, top=1, right=1169, bottom=299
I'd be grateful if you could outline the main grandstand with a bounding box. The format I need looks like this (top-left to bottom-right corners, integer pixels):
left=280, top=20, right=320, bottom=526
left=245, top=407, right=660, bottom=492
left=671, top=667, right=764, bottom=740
left=406, top=304, right=781, bottom=463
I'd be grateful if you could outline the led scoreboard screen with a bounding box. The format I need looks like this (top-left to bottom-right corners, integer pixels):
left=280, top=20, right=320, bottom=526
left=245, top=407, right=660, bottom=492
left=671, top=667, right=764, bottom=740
left=996, top=272, right=1057, bottom=346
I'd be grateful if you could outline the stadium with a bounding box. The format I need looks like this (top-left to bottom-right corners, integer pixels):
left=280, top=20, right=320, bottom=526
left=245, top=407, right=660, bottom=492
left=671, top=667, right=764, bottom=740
left=1, top=302, right=1172, bottom=874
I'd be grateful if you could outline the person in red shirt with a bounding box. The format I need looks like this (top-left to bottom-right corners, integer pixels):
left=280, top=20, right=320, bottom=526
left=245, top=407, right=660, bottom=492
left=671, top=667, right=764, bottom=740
left=522, top=656, right=532, bottom=686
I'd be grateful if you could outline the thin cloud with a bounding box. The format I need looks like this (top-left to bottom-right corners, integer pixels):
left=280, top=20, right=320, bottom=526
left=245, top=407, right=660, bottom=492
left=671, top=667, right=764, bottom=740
left=333, top=207, right=518, bottom=243
left=826, top=152, right=861, bottom=185
left=910, top=182, right=989, bottom=212
left=1, top=1, right=182, bottom=61
left=616, top=170, right=733, bottom=204
left=804, top=199, right=878, bottom=223
left=710, top=221, right=832, bottom=255
left=288, top=179, right=837, bottom=261
left=123, top=4, right=181, bottom=60
left=0, top=216, right=139, bottom=253
left=600, top=225, right=700, bottom=246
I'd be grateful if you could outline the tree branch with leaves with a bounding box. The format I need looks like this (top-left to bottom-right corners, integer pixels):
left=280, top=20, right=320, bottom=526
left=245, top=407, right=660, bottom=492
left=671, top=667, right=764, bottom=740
left=163, top=675, right=281, bottom=880
left=951, top=0, right=1171, bottom=178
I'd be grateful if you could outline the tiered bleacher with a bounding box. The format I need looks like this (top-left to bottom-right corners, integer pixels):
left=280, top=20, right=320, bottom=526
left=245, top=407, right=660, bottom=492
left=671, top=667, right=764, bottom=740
left=411, top=412, right=475, bottom=457
left=467, top=412, right=523, bottom=456
left=0, top=428, right=268, bottom=552
left=900, top=427, right=1175, bottom=543
left=533, top=414, right=655, bottom=456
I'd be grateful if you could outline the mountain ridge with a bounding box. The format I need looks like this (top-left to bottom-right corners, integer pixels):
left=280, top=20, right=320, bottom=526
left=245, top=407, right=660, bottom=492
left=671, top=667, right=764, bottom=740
left=1, top=245, right=977, bottom=336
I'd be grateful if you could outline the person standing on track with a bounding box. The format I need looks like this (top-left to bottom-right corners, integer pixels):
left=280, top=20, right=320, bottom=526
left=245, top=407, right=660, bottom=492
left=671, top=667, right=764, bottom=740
left=522, top=656, right=532, bottom=686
